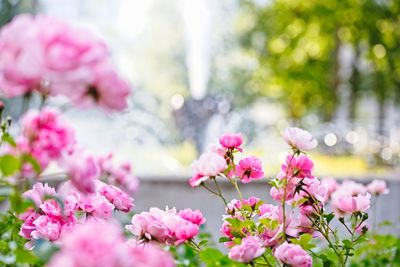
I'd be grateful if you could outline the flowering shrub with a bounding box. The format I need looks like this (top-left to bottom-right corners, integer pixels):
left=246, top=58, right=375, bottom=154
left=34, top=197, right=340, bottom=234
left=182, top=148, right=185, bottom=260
left=0, top=14, right=398, bottom=267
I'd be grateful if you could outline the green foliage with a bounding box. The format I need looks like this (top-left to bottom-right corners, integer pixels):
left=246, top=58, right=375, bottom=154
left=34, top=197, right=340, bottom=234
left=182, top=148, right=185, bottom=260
left=0, top=212, right=41, bottom=266
left=199, top=248, right=246, bottom=267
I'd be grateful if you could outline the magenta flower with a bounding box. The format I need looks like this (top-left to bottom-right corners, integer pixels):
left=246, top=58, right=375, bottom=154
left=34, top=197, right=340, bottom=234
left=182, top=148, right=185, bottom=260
left=281, top=154, right=314, bottom=180
left=228, top=236, right=265, bottom=263
left=236, top=156, right=264, bottom=183
left=274, top=242, right=312, bottom=267
left=219, top=133, right=243, bottom=150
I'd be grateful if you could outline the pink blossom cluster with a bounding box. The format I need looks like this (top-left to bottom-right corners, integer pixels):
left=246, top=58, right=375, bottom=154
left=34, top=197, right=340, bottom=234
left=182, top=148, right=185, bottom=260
left=19, top=182, right=134, bottom=245
left=126, top=207, right=205, bottom=245
left=47, top=220, right=175, bottom=267
left=7, top=108, right=75, bottom=175
left=192, top=128, right=390, bottom=266
left=190, top=133, right=264, bottom=187
left=0, top=14, right=130, bottom=111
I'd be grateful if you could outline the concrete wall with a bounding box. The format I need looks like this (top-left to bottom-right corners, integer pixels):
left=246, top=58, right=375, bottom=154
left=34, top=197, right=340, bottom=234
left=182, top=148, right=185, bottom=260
left=134, top=178, right=400, bottom=241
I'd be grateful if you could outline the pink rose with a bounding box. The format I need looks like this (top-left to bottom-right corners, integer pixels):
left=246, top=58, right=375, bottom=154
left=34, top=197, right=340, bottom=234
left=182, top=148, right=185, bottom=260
left=281, top=154, right=314, bottom=180
left=62, top=151, right=100, bottom=194
left=219, top=133, right=243, bottom=150
left=123, top=243, right=175, bottom=267
left=189, top=151, right=227, bottom=187
left=31, top=215, right=62, bottom=241
left=99, top=184, right=134, bottom=212
left=19, top=209, right=40, bottom=239
left=321, top=177, right=339, bottom=200
left=23, top=183, right=56, bottom=206
left=228, top=236, right=265, bottom=263
left=367, top=179, right=389, bottom=195
left=236, top=156, right=264, bottom=183
left=174, top=221, right=199, bottom=244
left=337, top=193, right=371, bottom=214
left=274, top=242, right=312, bottom=267
left=0, top=14, right=42, bottom=97
left=283, top=127, right=318, bottom=151
left=178, top=208, right=206, bottom=225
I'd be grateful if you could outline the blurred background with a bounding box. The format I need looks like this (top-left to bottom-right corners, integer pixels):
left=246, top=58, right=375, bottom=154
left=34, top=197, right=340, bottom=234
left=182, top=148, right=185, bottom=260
left=2, top=0, right=400, bottom=180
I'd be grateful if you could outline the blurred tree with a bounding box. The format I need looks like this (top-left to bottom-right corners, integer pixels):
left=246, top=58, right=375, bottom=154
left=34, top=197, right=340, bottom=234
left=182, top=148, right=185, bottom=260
left=238, top=0, right=400, bottom=131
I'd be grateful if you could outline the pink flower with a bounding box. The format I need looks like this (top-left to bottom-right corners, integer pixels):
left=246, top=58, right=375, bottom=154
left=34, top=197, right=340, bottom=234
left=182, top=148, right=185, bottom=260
left=62, top=151, right=100, bottom=194
left=19, top=209, right=40, bottom=239
left=283, top=127, right=317, bottom=151
left=0, top=15, right=42, bottom=97
left=18, top=108, right=75, bottom=171
left=228, top=236, right=265, bottom=263
left=189, top=151, right=227, bottom=187
left=337, top=193, right=371, bottom=214
left=47, top=221, right=125, bottom=267
left=219, top=133, right=243, bottom=150
left=281, top=154, right=314, bottom=180
left=236, top=156, right=264, bottom=183
left=274, top=242, right=312, bottom=267
left=31, top=215, right=62, bottom=241
left=178, top=208, right=206, bottom=225
left=77, top=193, right=115, bottom=219
left=23, top=183, right=56, bottom=206
left=125, top=243, right=175, bottom=267
left=98, top=154, right=139, bottom=194
left=367, top=179, right=389, bottom=195
left=126, top=207, right=200, bottom=245
left=320, top=177, right=339, bottom=200
left=99, top=184, right=134, bottom=212
left=40, top=199, right=62, bottom=219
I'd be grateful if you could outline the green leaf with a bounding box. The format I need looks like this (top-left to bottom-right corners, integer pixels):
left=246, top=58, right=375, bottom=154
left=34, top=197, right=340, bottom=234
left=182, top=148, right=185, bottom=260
left=2, top=132, right=16, bottom=147
left=15, top=248, right=39, bottom=264
left=219, top=237, right=231, bottom=243
left=0, top=154, right=21, bottom=176
left=324, top=213, right=335, bottom=224
left=23, top=154, right=41, bottom=174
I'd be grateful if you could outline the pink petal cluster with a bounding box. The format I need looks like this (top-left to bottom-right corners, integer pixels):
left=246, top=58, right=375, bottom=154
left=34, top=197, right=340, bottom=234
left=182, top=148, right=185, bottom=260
left=98, top=153, right=139, bottom=194
left=62, top=150, right=100, bottom=194
left=177, top=208, right=206, bottom=225
left=12, top=108, right=75, bottom=173
left=219, top=133, right=243, bottom=150
left=274, top=242, right=312, bottom=267
left=283, top=127, right=317, bottom=151
left=20, top=184, right=76, bottom=242
left=189, top=151, right=227, bottom=187
left=367, top=179, right=389, bottom=195
left=337, top=193, right=371, bottom=214
left=0, top=14, right=131, bottom=111
left=99, top=184, right=134, bottom=212
left=228, top=236, right=265, bottom=263
left=331, top=180, right=368, bottom=215
left=236, top=156, right=264, bottom=183
left=47, top=220, right=175, bottom=267
left=126, top=207, right=204, bottom=245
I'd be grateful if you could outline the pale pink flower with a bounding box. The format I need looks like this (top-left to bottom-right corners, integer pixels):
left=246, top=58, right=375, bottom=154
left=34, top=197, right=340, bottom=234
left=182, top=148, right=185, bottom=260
left=339, top=180, right=367, bottom=196
left=99, top=184, right=134, bottom=212
left=219, top=133, right=243, bottom=150
left=0, top=14, right=42, bottom=97
left=228, top=236, right=265, bottom=263
left=123, top=243, right=176, bottom=267
left=189, top=151, right=227, bottom=187
left=337, top=193, right=371, bottom=214
left=320, top=177, right=339, bottom=200
left=23, top=183, right=56, bottom=206
left=283, top=127, right=317, bottom=151
left=40, top=199, right=62, bottom=219
left=174, top=221, right=199, bottom=244
left=77, top=193, right=115, bottom=219
left=274, top=242, right=312, bottom=267
left=236, top=156, right=264, bottom=183
left=47, top=221, right=125, bottom=267
left=178, top=208, right=206, bottom=225
left=367, top=179, right=389, bottom=195
left=62, top=151, right=100, bottom=194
